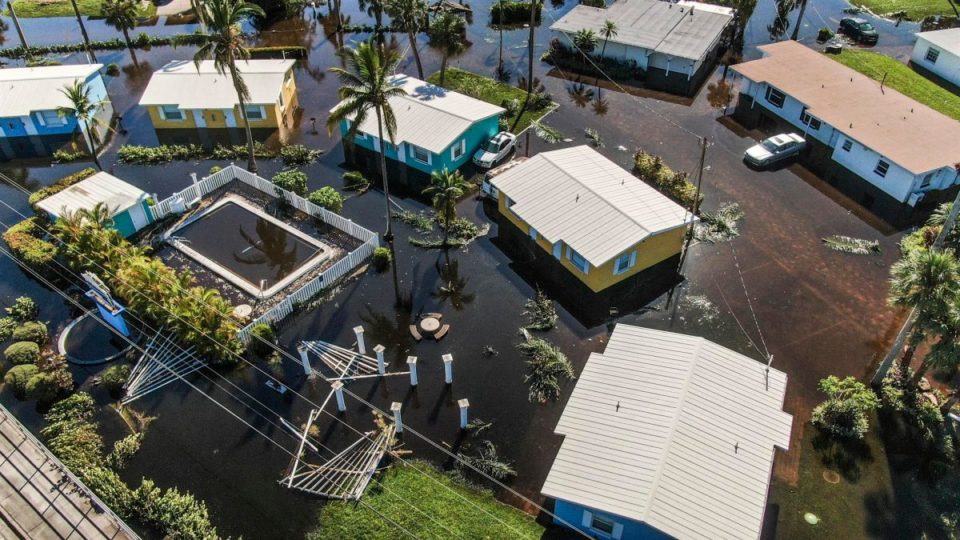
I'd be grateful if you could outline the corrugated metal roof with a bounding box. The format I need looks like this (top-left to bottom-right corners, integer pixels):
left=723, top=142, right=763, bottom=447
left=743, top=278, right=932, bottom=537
left=917, top=28, right=960, bottom=52
left=139, top=59, right=295, bottom=109
left=0, top=64, right=103, bottom=117
left=489, top=146, right=693, bottom=266
left=542, top=325, right=792, bottom=540
left=36, top=172, right=146, bottom=218
left=333, top=74, right=504, bottom=154
left=550, top=0, right=731, bottom=61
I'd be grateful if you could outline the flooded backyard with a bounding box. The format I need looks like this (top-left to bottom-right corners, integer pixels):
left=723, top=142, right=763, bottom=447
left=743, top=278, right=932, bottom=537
left=0, top=0, right=938, bottom=537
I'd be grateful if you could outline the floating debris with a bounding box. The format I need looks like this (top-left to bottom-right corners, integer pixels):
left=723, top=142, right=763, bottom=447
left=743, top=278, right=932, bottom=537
left=584, top=127, right=604, bottom=148
left=617, top=145, right=628, bottom=152
left=680, top=294, right=720, bottom=325
left=695, top=202, right=744, bottom=243
left=822, top=235, right=881, bottom=255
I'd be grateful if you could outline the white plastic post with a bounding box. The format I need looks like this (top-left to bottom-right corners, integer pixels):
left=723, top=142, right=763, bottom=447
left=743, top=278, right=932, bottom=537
left=458, top=398, right=470, bottom=429
left=332, top=381, right=346, bottom=412
left=407, top=356, right=418, bottom=386
left=374, top=344, right=386, bottom=375
left=442, top=354, right=453, bottom=384
left=391, top=402, right=403, bottom=433
left=353, top=326, right=366, bottom=355
left=298, top=345, right=311, bottom=376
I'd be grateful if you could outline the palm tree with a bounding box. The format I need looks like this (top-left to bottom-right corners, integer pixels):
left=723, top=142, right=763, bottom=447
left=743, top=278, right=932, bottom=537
left=423, top=168, right=467, bottom=248
left=57, top=80, right=108, bottom=170
left=327, top=38, right=407, bottom=238
left=68, top=0, right=96, bottom=62
left=178, top=0, right=266, bottom=173
left=526, top=0, right=540, bottom=96
left=790, top=0, right=808, bottom=41
left=6, top=0, right=29, bottom=50
left=428, top=12, right=466, bottom=85
left=101, top=0, right=140, bottom=66
left=572, top=28, right=597, bottom=64
left=599, top=19, right=617, bottom=58
left=385, top=0, right=427, bottom=79
left=359, top=0, right=385, bottom=28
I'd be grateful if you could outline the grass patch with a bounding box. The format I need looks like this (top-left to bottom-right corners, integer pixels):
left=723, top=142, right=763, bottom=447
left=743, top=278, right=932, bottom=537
left=8, top=0, right=155, bottom=18
left=312, top=461, right=544, bottom=539
left=426, top=68, right=554, bottom=133
left=852, top=0, right=952, bottom=19
left=826, top=48, right=960, bottom=121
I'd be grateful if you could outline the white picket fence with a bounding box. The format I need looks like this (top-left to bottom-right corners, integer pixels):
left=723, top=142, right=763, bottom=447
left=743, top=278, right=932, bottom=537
left=151, top=164, right=379, bottom=341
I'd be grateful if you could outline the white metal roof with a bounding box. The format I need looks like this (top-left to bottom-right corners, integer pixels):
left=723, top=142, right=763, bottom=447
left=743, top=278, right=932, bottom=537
left=0, top=64, right=103, bottom=117
left=333, top=74, right=504, bottom=154
left=542, top=325, right=793, bottom=540
left=489, top=146, right=694, bottom=266
left=916, top=28, right=960, bottom=53
left=139, top=59, right=295, bottom=109
left=550, top=0, right=732, bottom=61
left=36, top=172, right=146, bottom=219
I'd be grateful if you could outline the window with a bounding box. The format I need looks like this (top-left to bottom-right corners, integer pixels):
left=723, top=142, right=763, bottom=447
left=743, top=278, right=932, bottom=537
left=244, top=105, right=265, bottom=121
left=590, top=515, right=616, bottom=535
left=279, top=90, right=285, bottom=110
left=799, top=108, right=822, bottom=130
left=926, top=47, right=940, bottom=64
left=841, top=139, right=852, bottom=152
left=451, top=140, right=466, bottom=160
left=764, top=86, right=785, bottom=108
left=529, top=226, right=537, bottom=240
left=160, top=105, right=184, bottom=121
left=566, top=246, right=589, bottom=274
left=411, top=145, right=430, bottom=164
left=874, top=159, right=890, bottom=178
left=504, top=196, right=516, bottom=213
left=921, top=172, right=934, bottom=189
left=614, top=252, right=636, bottom=275
left=38, top=110, right=64, bottom=126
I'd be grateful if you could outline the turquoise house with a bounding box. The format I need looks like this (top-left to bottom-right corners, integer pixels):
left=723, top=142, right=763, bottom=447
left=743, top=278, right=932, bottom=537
left=0, top=64, right=113, bottom=160
left=35, top=172, right=155, bottom=238
left=334, top=74, right=504, bottom=179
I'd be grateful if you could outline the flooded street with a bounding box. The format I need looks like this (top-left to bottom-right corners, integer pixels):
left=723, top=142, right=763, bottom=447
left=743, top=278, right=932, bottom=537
left=0, top=0, right=932, bottom=536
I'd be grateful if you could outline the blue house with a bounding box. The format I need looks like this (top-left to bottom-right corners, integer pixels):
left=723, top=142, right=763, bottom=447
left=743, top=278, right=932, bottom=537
left=543, top=325, right=793, bottom=540
left=0, top=64, right=113, bottom=160
left=333, top=74, right=504, bottom=178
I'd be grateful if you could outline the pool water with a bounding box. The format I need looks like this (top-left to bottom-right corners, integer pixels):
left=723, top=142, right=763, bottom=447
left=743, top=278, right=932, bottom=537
left=176, top=201, right=325, bottom=291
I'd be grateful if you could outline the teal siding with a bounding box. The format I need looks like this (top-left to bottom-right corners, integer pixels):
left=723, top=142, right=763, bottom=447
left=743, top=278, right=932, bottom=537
left=111, top=211, right=137, bottom=237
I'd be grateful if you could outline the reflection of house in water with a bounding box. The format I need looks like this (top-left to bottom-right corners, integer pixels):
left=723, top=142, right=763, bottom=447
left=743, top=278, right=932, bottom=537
left=733, top=41, right=960, bottom=225
left=485, top=145, right=695, bottom=326
left=138, top=59, right=300, bottom=146
left=0, top=64, right=113, bottom=161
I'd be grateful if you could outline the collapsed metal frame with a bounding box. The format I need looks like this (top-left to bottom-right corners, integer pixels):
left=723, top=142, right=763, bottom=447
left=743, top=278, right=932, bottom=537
left=122, top=330, right=204, bottom=405
left=300, top=340, right=407, bottom=382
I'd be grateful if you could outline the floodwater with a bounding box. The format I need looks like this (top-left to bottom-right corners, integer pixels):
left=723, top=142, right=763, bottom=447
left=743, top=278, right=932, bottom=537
left=0, top=0, right=932, bottom=537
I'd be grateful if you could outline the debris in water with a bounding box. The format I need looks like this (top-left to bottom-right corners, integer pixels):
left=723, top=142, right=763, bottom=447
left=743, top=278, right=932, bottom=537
left=680, top=295, right=720, bottom=325
left=584, top=128, right=604, bottom=148
left=822, top=235, right=881, bottom=255
left=617, top=145, right=628, bottom=152
left=695, top=202, right=744, bottom=243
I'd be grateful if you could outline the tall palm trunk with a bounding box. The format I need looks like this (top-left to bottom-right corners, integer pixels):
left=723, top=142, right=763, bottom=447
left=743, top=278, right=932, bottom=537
left=121, top=27, right=139, bottom=66
left=527, top=0, right=535, bottom=95
left=408, top=31, right=424, bottom=79
left=440, top=53, right=448, bottom=85
left=80, top=119, right=103, bottom=170
left=443, top=204, right=451, bottom=247
left=229, top=63, right=258, bottom=173
left=790, top=0, right=807, bottom=41
left=374, top=106, right=393, bottom=238
left=69, top=0, right=97, bottom=63
left=8, top=1, right=29, bottom=50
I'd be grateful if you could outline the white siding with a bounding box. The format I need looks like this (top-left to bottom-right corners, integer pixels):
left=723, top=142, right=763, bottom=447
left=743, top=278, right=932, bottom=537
left=911, top=35, right=960, bottom=87
left=830, top=137, right=920, bottom=202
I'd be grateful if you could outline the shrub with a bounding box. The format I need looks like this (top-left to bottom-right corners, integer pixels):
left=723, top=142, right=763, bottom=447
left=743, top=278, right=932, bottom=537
left=280, top=144, right=322, bottom=166
left=2, top=217, right=58, bottom=267
left=811, top=376, right=879, bottom=440
left=12, top=321, right=48, bottom=345
left=107, top=433, right=143, bottom=470
left=116, top=144, right=204, bottom=164
left=248, top=45, right=308, bottom=58
left=5, top=364, right=38, bottom=397
left=4, top=341, right=39, bottom=365
left=248, top=324, right=276, bottom=357
left=25, top=372, right=61, bottom=402
left=101, top=364, right=131, bottom=396
left=6, top=296, right=38, bottom=323
left=105, top=63, right=120, bottom=76
left=208, top=165, right=223, bottom=175
left=0, top=318, right=15, bottom=342
left=342, top=170, right=370, bottom=191
left=633, top=151, right=703, bottom=209
left=308, top=187, right=344, bottom=213
left=372, top=246, right=392, bottom=272
left=544, top=38, right=644, bottom=81
left=272, top=169, right=308, bottom=196
left=490, top=0, right=540, bottom=25
left=29, top=168, right=97, bottom=206
left=818, top=27, right=835, bottom=42
left=53, top=149, right=86, bottom=162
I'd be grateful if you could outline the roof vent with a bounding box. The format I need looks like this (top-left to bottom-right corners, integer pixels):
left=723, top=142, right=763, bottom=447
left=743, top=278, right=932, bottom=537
left=849, top=123, right=853, bottom=128
left=575, top=194, right=580, bottom=202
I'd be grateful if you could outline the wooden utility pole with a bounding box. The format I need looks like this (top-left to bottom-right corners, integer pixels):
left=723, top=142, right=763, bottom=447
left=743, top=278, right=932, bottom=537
left=677, top=136, right=708, bottom=275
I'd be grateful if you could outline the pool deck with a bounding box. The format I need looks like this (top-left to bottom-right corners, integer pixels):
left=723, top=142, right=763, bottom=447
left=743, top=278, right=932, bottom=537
left=0, top=405, right=139, bottom=540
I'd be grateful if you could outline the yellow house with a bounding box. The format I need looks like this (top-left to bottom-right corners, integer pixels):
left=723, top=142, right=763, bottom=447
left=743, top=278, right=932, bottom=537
left=139, top=59, right=298, bottom=131
left=489, top=146, right=695, bottom=293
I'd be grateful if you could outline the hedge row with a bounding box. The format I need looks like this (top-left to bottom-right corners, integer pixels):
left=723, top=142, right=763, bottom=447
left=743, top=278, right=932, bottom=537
left=633, top=151, right=703, bottom=209
left=28, top=167, right=97, bottom=207
left=490, top=1, right=541, bottom=25
left=0, top=32, right=204, bottom=60
left=117, top=143, right=321, bottom=165
left=2, top=218, right=58, bottom=268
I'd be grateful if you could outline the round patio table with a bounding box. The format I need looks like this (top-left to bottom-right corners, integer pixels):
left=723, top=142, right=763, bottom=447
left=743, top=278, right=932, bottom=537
left=419, top=317, right=441, bottom=334
left=234, top=304, right=253, bottom=320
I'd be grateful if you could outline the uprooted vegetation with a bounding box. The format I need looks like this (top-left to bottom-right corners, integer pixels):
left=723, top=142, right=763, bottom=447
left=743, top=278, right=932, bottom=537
left=516, top=336, right=575, bottom=403
left=522, top=289, right=558, bottom=331
left=695, top=202, right=744, bottom=243
left=823, top=235, right=882, bottom=255
left=394, top=210, right=490, bottom=249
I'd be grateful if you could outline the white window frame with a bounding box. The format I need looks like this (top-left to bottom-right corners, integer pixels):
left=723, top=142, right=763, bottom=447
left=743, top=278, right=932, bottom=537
left=581, top=510, right=624, bottom=539
left=566, top=246, right=589, bottom=274
left=613, top=251, right=637, bottom=275
left=159, top=105, right=185, bottom=121
left=841, top=139, right=852, bottom=152
left=764, top=86, right=785, bottom=108
left=926, top=47, right=940, bottom=64
left=243, top=105, right=266, bottom=121
left=37, top=110, right=65, bottom=127
left=411, top=144, right=432, bottom=165
left=451, top=139, right=466, bottom=161
left=874, top=159, right=890, bottom=178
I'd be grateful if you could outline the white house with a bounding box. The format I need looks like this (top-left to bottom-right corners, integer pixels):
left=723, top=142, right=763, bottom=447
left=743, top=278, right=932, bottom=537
left=550, top=0, right=732, bottom=95
left=911, top=28, right=960, bottom=88
left=542, top=324, right=793, bottom=540
left=733, top=41, right=960, bottom=212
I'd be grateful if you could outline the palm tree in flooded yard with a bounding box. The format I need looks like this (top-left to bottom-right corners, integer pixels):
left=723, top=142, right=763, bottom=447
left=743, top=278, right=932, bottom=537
left=179, top=0, right=266, bottom=173
left=68, top=0, right=97, bottom=62
left=57, top=80, right=109, bottom=170
left=102, top=0, right=141, bottom=66
left=423, top=168, right=468, bottom=248
left=428, top=12, right=466, bottom=86
left=385, top=0, right=428, bottom=79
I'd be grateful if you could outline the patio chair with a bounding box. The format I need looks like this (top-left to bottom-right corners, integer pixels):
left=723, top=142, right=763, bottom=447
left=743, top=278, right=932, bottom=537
left=433, top=324, right=450, bottom=340
left=409, top=325, right=423, bottom=341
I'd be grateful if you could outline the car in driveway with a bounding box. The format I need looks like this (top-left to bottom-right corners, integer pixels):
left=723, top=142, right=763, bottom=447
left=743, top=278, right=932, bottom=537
left=473, top=131, right=517, bottom=169
left=839, top=17, right=878, bottom=44
left=743, top=133, right=807, bottom=168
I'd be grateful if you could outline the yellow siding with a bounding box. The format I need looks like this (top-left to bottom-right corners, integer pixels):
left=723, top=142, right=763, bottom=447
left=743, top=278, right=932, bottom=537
left=147, top=106, right=197, bottom=129
left=497, top=191, right=686, bottom=292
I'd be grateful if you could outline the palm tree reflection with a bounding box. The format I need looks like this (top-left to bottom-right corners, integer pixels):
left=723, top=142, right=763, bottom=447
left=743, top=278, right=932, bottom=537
left=234, top=218, right=298, bottom=281
left=567, top=80, right=594, bottom=108
left=433, top=257, right=474, bottom=310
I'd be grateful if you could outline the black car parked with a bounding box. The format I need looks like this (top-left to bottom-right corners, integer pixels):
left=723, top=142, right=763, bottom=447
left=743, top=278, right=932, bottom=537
left=839, top=17, right=879, bottom=44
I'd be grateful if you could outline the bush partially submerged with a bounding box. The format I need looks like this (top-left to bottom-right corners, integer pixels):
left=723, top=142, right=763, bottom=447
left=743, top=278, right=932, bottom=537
left=523, top=289, right=558, bottom=331
left=272, top=169, right=308, bottom=197
left=12, top=321, right=48, bottom=345
left=372, top=247, right=392, bottom=272
left=308, top=187, right=344, bottom=213
left=811, top=376, right=879, bottom=440
left=634, top=151, right=702, bottom=209
left=280, top=144, right=322, bottom=166
left=2, top=217, right=58, bottom=267
left=248, top=323, right=276, bottom=357
left=4, top=364, right=38, bottom=397
left=516, top=337, right=575, bottom=403
left=4, top=341, right=39, bottom=365
left=6, top=296, right=38, bottom=323
left=101, top=364, right=131, bottom=396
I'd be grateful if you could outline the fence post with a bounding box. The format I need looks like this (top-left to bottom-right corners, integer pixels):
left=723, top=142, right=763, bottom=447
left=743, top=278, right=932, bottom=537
left=374, top=344, right=386, bottom=375
left=353, top=326, right=366, bottom=355
left=333, top=381, right=347, bottom=412
left=297, top=344, right=311, bottom=376
left=458, top=398, right=469, bottom=429
left=407, top=356, right=418, bottom=386
left=442, top=354, right=453, bottom=384
left=391, top=402, right=403, bottom=433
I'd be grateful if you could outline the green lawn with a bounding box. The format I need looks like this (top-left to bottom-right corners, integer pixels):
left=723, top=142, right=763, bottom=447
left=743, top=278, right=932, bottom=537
left=8, top=0, right=155, bottom=18
left=825, top=48, right=960, bottom=121
left=853, top=0, right=953, bottom=20
left=426, top=68, right=556, bottom=134
left=311, top=461, right=546, bottom=539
